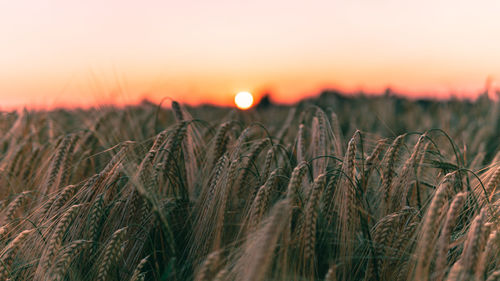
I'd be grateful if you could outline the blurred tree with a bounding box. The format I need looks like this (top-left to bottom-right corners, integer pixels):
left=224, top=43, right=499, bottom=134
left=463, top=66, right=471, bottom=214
left=256, top=93, right=273, bottom=109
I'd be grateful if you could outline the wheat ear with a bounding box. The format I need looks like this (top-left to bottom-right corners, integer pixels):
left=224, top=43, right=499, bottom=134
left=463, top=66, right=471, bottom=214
left=130, top=255, right=149, bottom=281
left=42, top=204, right=82, bottom=269
left=0, top=229, right=34, bottom=280
left=96, top=227, right=128, bottom=281
left=51, top=240, right=92, bottom=281
left=414, top=176, right=452, bottom=281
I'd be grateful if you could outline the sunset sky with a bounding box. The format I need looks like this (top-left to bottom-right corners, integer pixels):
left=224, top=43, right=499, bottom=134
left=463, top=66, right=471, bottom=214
left=2, top=0, right=500, bottom=109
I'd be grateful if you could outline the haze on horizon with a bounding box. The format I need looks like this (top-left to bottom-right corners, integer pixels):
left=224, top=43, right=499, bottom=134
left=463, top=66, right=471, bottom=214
left=2, top=0, right=500, bottom=109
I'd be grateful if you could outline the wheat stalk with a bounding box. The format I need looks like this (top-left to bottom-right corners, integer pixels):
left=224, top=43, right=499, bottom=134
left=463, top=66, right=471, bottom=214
left=51, top=240, right=92, bottom=281
left=45, top=134, right=73, bottom=192
left=302, top=173, right=326, bottom=269
left=130, top=255, right=149, bottom=281
left=414, top=175, right=453, bottom=281
left=381, top=134, right=406, bottom=208
left=0, top=229, right=34, bottom=280
left=41, top=204, right=82, bottom=270
left=96, top=227, right=128, bottom=281
left=3, top=191, right=30, bottom=224
left=433, top=192, right=468, bottom=281
left=195, top=251, right=221, bottom=281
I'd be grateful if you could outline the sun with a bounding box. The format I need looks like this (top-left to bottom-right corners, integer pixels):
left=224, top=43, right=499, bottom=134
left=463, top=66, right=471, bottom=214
left=234, top=91, right=254, bottom=110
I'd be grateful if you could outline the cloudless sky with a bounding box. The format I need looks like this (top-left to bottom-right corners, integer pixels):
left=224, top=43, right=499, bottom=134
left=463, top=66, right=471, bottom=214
left=2, top=0, right=500, bottom=108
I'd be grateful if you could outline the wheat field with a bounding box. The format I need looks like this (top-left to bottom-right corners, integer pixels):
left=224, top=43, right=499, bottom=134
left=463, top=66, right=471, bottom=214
left=0, top=92, right=499, bottom=281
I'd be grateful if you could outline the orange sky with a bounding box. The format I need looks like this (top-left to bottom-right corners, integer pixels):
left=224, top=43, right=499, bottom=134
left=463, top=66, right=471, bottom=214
left=2, top=0, right=500, bottom=109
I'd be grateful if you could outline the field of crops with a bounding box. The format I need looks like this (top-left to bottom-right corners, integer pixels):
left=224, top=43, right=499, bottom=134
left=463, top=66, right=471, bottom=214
left=0, top=92, right=499, bottom=281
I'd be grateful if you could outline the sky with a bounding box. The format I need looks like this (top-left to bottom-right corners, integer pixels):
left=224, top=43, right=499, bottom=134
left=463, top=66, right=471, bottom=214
left=2, top=0, right=500, bottom=109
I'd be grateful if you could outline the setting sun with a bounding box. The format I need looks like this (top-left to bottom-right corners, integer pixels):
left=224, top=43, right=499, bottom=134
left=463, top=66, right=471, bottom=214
left=235, top=91, right=254, bottom=110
